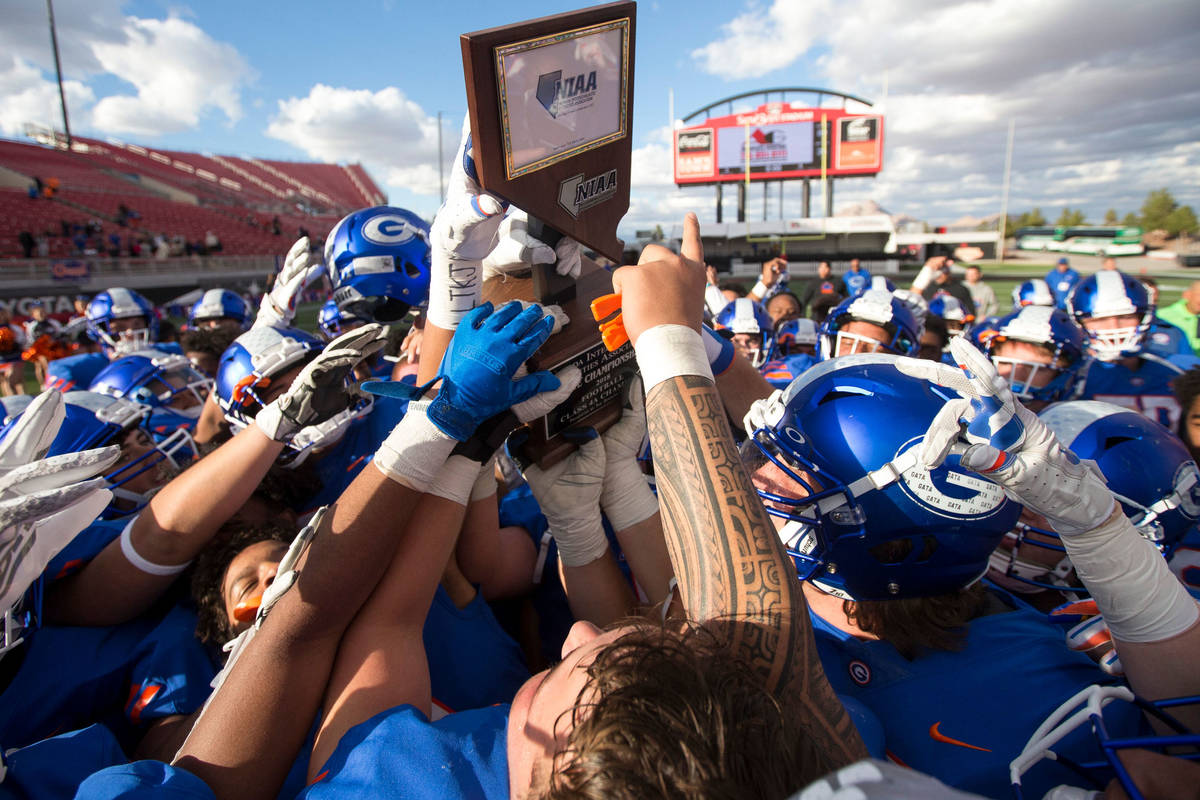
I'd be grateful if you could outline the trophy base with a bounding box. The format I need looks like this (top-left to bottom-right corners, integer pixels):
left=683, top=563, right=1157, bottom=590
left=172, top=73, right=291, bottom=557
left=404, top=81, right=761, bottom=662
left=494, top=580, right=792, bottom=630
left=484, top=256, right=637, bottom=468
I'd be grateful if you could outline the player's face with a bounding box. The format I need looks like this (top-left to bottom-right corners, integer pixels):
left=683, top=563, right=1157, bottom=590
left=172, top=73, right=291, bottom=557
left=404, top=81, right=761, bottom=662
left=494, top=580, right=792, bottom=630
left=109, top=315, right=147, bottom=336
left=917, top=330, right=945, bottom=361
left=991, top=340, right=1059, bottom=389
left=112, top=427, right=176, bottom=497
left=197, top=317, right=242, bottom=335
left=835, top=320, right=891, bottom=356
left=1185, top=395, right=1200, bottom=460
left=1083, top=313, right=1140, bottom=334
left=187, top=350, right=219, bottom=378
left=766, top=295, right=801, bottom=324
left=508, top=621, right=637, bottom=798
left=731, top=333, right=763, bottom=363
left=222, top=540, right=288, bottom=635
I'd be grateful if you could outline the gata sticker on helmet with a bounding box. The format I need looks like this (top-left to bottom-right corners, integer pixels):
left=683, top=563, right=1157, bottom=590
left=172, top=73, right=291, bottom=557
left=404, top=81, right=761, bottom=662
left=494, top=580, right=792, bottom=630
left=894, top=438, right=1007, bottom=519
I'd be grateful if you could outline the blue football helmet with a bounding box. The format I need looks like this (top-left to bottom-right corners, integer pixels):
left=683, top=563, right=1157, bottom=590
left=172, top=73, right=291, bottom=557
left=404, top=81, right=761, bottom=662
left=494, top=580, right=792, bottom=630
left=189, top=289, right=249, bottom=331
left=983, top=306, right=1088, bottom=404
left=927, top=293, right=974, bottom=333
left=1067, top=271, right=1155, bottom=362
left=715, top=298, right=774, bottom=367
left=324, top=206, right=431, bottom=324
left=216, top=326, right=371, bottom=465
left=317, top=298, right=371, bottom=340
left=89, top=348, right=212, bottom=424
left=86, top=288, right=159, bottom=357
left=744, top=354, right=1021, bottom=600
left=1012, top=278, right=1055, bottom=310
left=818, top=289, right=923, bottom=360
left=858, top=275, right=896, bottom=297
left=773, top=318, right=819, bottom=358
left=0, top=390, right=196, bottom=518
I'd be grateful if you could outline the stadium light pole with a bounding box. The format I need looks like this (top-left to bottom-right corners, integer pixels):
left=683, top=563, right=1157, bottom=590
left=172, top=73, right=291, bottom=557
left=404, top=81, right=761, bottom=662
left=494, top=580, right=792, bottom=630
left=998, top=119, right=1016, bottom=264
left=45, top=0, right=72, bottom=148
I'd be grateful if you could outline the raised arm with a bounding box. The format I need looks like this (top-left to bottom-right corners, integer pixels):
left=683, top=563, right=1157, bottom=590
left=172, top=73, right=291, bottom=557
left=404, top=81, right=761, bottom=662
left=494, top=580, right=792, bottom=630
left=46, top=326, right=387, bottom=626
left=613, top=214, right=865, bottom=764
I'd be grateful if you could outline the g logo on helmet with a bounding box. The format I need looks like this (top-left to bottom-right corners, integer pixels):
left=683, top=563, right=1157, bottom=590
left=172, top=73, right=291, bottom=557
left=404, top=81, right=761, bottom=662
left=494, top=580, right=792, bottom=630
left=362, top=215, right=420, bottom=246
left=1175, top=462, right=1200, bottom=519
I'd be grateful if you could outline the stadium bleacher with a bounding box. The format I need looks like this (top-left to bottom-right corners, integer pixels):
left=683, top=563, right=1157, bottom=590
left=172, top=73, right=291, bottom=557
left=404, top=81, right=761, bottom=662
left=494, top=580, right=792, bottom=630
left=0, top=136, right=384, bottom=259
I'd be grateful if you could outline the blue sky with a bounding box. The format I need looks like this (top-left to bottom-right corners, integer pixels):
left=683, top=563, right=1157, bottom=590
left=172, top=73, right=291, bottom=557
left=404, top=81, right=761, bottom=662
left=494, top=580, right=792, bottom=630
left=3, top=0, right=1199, bottom=235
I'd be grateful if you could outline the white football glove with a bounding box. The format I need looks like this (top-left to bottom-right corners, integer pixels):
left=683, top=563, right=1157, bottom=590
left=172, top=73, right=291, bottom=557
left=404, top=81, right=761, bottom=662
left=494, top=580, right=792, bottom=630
left=482, top=208, right=582, bottom=281
left=896, top=337, right=1114, bottom=536
left=600, top=374, right=658, bottom=531
left=426, top=115, right=508, bottom=331
left=256, top=236, right=325, bottom=328
left=256, top=324, right=387, bottom=443
left=0, top=392, right=119, bottom=626
left=522, top=436, right=608, bottom=567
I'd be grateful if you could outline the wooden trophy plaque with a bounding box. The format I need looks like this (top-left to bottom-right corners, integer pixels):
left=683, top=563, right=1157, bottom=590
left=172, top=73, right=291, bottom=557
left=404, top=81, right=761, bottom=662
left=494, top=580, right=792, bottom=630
left=462, top=2, right=638, bottom=467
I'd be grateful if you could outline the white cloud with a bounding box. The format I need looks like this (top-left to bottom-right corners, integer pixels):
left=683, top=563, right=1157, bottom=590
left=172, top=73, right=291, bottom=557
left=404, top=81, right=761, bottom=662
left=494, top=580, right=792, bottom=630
left=0, top=8, right=252, bottom=139
left=677, top=0, right=1200, bottom=224
left=90, top=16, right=252, bottom=135
left=0, top=56, right=94, bottom=137
left=266, top=84, right=443, bottom=197
left=691, top=0, right=833, bottom=80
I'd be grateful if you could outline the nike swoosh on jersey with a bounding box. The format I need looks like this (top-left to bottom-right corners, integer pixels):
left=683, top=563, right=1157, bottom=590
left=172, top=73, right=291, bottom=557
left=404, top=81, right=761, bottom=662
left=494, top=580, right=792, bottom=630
left=929, top=721, right=992, bottom=752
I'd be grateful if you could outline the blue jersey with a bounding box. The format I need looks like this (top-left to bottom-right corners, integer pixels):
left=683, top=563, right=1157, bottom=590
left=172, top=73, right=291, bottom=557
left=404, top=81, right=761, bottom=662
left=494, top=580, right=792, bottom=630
left=1077, top=354, right=1184, bottom=428
left=1045, top=268, right=1080, bottom=308
left=45, top=353, right=108, bottom=392
left=424, top=585, right=529, bottom=713
left=843, top=270, right=871, bottom=296
left=0, top=724, right=127, bottom=800
left=811, top=587, right=1142, bottom=799
left=1145, top=317, right=1195, bottom=359
left=761, top=353, right=816, bottom=391
left=307, top=395, right=409, bottom=512
left=302, top=704, right=509, bottom=799
left=44, top=517, right=128, bottom=582
left=77, top=705, right=509, bottom=800
left=0, top=605, right=216, bottom=751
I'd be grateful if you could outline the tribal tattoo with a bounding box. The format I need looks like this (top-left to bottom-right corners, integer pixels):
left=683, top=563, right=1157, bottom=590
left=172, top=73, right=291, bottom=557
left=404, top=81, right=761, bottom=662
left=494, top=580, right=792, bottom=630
left=646, top=374, right=865, bottom=766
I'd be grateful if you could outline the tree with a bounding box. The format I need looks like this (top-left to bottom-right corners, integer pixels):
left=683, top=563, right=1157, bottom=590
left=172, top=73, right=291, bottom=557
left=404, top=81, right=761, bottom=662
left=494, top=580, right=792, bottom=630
left=1165, top=206, right=1198, bottom=237
left=1056, top=207, right=1086, bottom=226
left=1103, top=208, right=1119, bottom=224
left=1141, top=188, right=1177, bottom=231
left=1122, top=212, right=1141, bottom=228
left=1013, top=208, right=1046, bottom=229
left=651, top=224, right=664, bottom=241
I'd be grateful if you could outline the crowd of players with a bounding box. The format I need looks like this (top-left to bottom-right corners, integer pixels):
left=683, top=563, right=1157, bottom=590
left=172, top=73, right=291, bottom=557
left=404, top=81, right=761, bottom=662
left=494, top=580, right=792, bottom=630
left=0, top=121, right=1197, bottom=800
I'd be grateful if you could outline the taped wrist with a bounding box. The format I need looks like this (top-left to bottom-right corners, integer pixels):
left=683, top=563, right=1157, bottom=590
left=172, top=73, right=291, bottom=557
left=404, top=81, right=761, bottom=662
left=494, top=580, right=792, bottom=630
left=601, top=468, right=658, bottom=531
left=373, top=401, right=457, bottom=492
left=704, top=283, right=728, bottom=317
left=470, top=457, right=498, bottom=501
left=426, top=254, right=482, bottom=330
left=425, top=455, right=482, bottom=506
left=635, top=325, right=713, bottom=394
left=1059, top=507, right=1200, bottom=643
left=701, top=324, right=735, bottom=376
left=549, top=515, right=610, bottom=568
left=750, top=280, right=769, bottom=299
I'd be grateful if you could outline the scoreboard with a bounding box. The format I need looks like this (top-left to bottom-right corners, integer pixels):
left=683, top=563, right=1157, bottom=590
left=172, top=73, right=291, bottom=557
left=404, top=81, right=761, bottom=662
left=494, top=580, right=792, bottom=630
left=674, top=102, right=883, bottom=185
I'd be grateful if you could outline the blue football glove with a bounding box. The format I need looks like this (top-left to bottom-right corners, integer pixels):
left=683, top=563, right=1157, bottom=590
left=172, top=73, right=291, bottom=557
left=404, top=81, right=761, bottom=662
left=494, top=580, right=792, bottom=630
left=427, top=301, right=558, bottom=441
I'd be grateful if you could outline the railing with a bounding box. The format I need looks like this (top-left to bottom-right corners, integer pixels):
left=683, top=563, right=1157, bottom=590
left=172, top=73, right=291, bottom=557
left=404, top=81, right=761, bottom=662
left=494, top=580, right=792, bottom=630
left=0, top=253, right=280, bottom=283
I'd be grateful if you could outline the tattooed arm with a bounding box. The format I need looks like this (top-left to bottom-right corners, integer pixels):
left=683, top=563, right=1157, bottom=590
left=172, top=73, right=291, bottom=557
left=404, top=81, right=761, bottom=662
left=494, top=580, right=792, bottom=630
left=614, top=214, right=865, bottom=767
